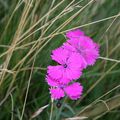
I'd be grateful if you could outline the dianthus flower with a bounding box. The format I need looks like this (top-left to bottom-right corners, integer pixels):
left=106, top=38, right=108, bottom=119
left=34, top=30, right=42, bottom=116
left=45, top=29, right=100, bottom=101
left=63, top=36, right=99, bottom=65
left=47, top=47, right=86, bottom=84
left=46, top=75, right=83, bottom=100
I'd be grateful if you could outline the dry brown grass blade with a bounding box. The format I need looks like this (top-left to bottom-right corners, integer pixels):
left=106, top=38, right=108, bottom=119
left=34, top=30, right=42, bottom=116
left=16, top=12, right=120, bottom=51
left=30, top=104, right=49, bottom=119
left=24, top=0, right=95, bottom=65
left=74, top=95, right=120, bottom=119
left=0, top=87, right=16, bottom=106
left=17, top=0, right=65, bottom=43
left=0, top=0, right=33, bottom=87
left=65, top=116, right=88, bottom=120
left=8, top=0, right=76, bottom=70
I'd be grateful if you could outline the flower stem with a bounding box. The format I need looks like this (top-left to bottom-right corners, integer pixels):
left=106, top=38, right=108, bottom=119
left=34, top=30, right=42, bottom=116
left=49, top=99, right=54, bottom=120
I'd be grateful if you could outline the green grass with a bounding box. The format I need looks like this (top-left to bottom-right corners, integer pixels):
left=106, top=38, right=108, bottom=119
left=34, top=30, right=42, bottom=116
left=0, top=0, right=120, bottom=120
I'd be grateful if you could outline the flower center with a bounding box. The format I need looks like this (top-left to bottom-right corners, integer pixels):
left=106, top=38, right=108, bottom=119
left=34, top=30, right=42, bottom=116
left=59, top=85, right=65, bottom=89
left=63, top=63, right=67, bottom=68
left=76, top=46, right=84, bottom=55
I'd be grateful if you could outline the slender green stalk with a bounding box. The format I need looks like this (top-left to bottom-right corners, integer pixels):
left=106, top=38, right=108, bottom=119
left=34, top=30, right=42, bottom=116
left=49, top=99, right=54, bottom=120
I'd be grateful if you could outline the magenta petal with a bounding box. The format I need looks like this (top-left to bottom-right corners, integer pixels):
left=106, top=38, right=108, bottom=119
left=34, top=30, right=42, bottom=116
left=83, top=49, right=99, bottom=65
left=66, top=68, right=82, bottom=80
left=47, top=66, right=71, bottom=84
left=68, top=36, right=94, bottom=50
left=50, top=88, right=65, bottom=100
left=78, top=36, right=96, bottom=50
left=51, top=47, right=69, bottom=64
left=67, top=38, right=80, bottom=48
left=63, top=42, right=76, bottom=52
left=66, top=29, right=85, bottom=39
left=64, top=82, right=83, bottom=100
left=59, top=76, right=72, bottom=85
left=47, top=65, right=63, bottom=80
left=46, top=75, right=58, bottom=87
left=94, top=43, right=100, bottom=51
left=66, top=36, right=99, bottom=66
left=68, top=52, right=87, bottom=69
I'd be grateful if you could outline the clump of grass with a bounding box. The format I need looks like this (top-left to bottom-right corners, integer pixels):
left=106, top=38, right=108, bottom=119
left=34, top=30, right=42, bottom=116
left=0, top=0, right=120, bottom=120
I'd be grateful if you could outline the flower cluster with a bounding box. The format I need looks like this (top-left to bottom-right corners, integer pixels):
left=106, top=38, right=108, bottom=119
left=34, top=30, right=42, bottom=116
left=46, top=29, right=100, bottom=100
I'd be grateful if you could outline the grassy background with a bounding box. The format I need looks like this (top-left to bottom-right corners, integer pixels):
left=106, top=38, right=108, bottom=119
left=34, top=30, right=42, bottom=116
left=0, top=0, right=120, bottom=120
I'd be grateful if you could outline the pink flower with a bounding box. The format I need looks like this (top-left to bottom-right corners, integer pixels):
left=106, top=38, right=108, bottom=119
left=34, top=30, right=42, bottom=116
left=45, top=29, right=100, bottom=101
left=66, top=29, right=85, bottom=39
left=47, top=47, right=86, bottom=84
left=63, top=36, right=99, bottom=65
left=49, top=82, right=83, bottom=100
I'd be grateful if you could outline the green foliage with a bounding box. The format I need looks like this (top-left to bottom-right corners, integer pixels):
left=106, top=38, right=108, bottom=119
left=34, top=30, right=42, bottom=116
left=0, top=0, right=120, bottom=120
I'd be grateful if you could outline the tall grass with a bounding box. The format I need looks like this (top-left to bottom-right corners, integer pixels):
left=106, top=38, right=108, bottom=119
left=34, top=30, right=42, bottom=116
left=0, top=0, right=120, bottom=119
